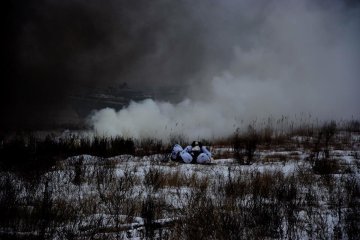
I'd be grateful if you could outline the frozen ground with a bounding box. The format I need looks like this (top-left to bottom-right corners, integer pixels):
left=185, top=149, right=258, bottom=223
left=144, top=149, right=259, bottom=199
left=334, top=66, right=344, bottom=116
left=1, top=132, right=360, bottom=239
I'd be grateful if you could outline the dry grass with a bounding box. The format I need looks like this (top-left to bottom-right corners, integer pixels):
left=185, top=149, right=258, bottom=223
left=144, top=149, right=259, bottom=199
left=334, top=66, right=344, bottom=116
left=262, top=153, right=289, bottom=163
left=1, top=119, right=359, bottom=239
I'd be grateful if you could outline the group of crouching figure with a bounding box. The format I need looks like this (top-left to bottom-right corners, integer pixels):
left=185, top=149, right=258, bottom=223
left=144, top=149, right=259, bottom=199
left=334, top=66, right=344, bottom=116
left=171, top=141, right=212, bottom=164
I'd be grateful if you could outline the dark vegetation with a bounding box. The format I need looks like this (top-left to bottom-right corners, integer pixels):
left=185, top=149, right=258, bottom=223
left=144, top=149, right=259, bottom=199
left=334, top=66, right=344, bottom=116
left=0, top=135, right=137, bottom=180
left=233, top=125, right=259, bottom=165
left=0, top=119, right=359, bottom=239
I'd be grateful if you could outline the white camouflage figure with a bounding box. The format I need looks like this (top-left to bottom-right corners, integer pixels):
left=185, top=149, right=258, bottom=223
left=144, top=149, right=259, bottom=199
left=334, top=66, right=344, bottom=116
left=171, top=141, right=212, bottom=164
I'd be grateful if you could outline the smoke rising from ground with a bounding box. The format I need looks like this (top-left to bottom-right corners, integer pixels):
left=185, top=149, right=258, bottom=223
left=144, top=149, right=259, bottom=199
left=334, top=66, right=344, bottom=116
left=90, top=0, right=360, bottom=140
left=2, top=0, right=207, bottom=130
left=3, top=0, right=359, bottom=136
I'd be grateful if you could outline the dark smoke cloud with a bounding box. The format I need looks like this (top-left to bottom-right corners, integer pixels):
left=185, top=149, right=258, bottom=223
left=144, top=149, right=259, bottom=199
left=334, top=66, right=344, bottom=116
left=2, top=0, right=205, bottom=130
left=2, top=0, right=360, bottom=132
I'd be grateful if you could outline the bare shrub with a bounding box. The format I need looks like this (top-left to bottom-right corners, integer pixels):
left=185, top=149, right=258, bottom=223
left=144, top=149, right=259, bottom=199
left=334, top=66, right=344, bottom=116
left=345, top=120, right=360, bottom=133
left=72, top=156, right=84, bottom=185
left=136, top=138, right=164, bottom=156
left=140, top=195, right=170, bottom=239
left=174, top=188, right=218, bottom=240
left=143, top=166, right=166, bottom=192
left=222, top=168, right=248, bottom=199
left=263, top=153, right=288, bottom=163
left=233, top=125, right=259, bottom=165
left=0, top=173, right=21, bottom=232
left=96, top=163, right=139, bottom=233
left=344, top=175, right=360, bottom=239
left=172, top=170, right=288, bottom=239
left=169, top=134, right=188, bottom=148
left=313, top=158, right=341, bottom=175
left=163, top=170, right=188, bottom=188
left=322, top=121, right=337, bottom=159
left=262, top=126, right=273, bottom=146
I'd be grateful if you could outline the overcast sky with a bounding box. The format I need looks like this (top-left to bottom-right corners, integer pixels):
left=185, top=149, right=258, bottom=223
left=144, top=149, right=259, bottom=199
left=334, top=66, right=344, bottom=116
left=3, top=0, right=360, bottom=133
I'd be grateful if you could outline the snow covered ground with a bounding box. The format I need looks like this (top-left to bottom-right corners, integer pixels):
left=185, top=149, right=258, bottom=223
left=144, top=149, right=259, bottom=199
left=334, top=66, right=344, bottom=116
left=1, top=132, right=359, bottom=239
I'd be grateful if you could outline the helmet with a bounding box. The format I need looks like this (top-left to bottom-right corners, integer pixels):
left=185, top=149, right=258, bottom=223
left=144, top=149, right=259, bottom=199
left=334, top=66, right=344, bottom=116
left=191, top=141, right=202, bottom=148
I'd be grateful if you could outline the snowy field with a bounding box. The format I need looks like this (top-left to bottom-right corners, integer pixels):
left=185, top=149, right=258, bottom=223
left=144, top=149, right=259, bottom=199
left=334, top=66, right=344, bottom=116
left=1, top=130, right=360, bottom=239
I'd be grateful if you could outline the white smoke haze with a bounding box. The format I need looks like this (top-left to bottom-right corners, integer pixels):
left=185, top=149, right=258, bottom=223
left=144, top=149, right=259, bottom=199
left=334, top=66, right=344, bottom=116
left=89, top=0, right=360, bottom=141
left=90, top=98, right=235, bottom=140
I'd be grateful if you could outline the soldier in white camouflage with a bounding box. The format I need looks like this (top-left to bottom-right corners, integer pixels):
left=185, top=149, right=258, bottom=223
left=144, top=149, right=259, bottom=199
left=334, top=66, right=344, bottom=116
left=171, top=141, right=212, bottom=164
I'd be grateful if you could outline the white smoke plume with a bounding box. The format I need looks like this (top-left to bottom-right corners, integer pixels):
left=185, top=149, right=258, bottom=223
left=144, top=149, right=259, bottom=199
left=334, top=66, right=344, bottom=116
left=89, top=0, right=360, bottom=141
